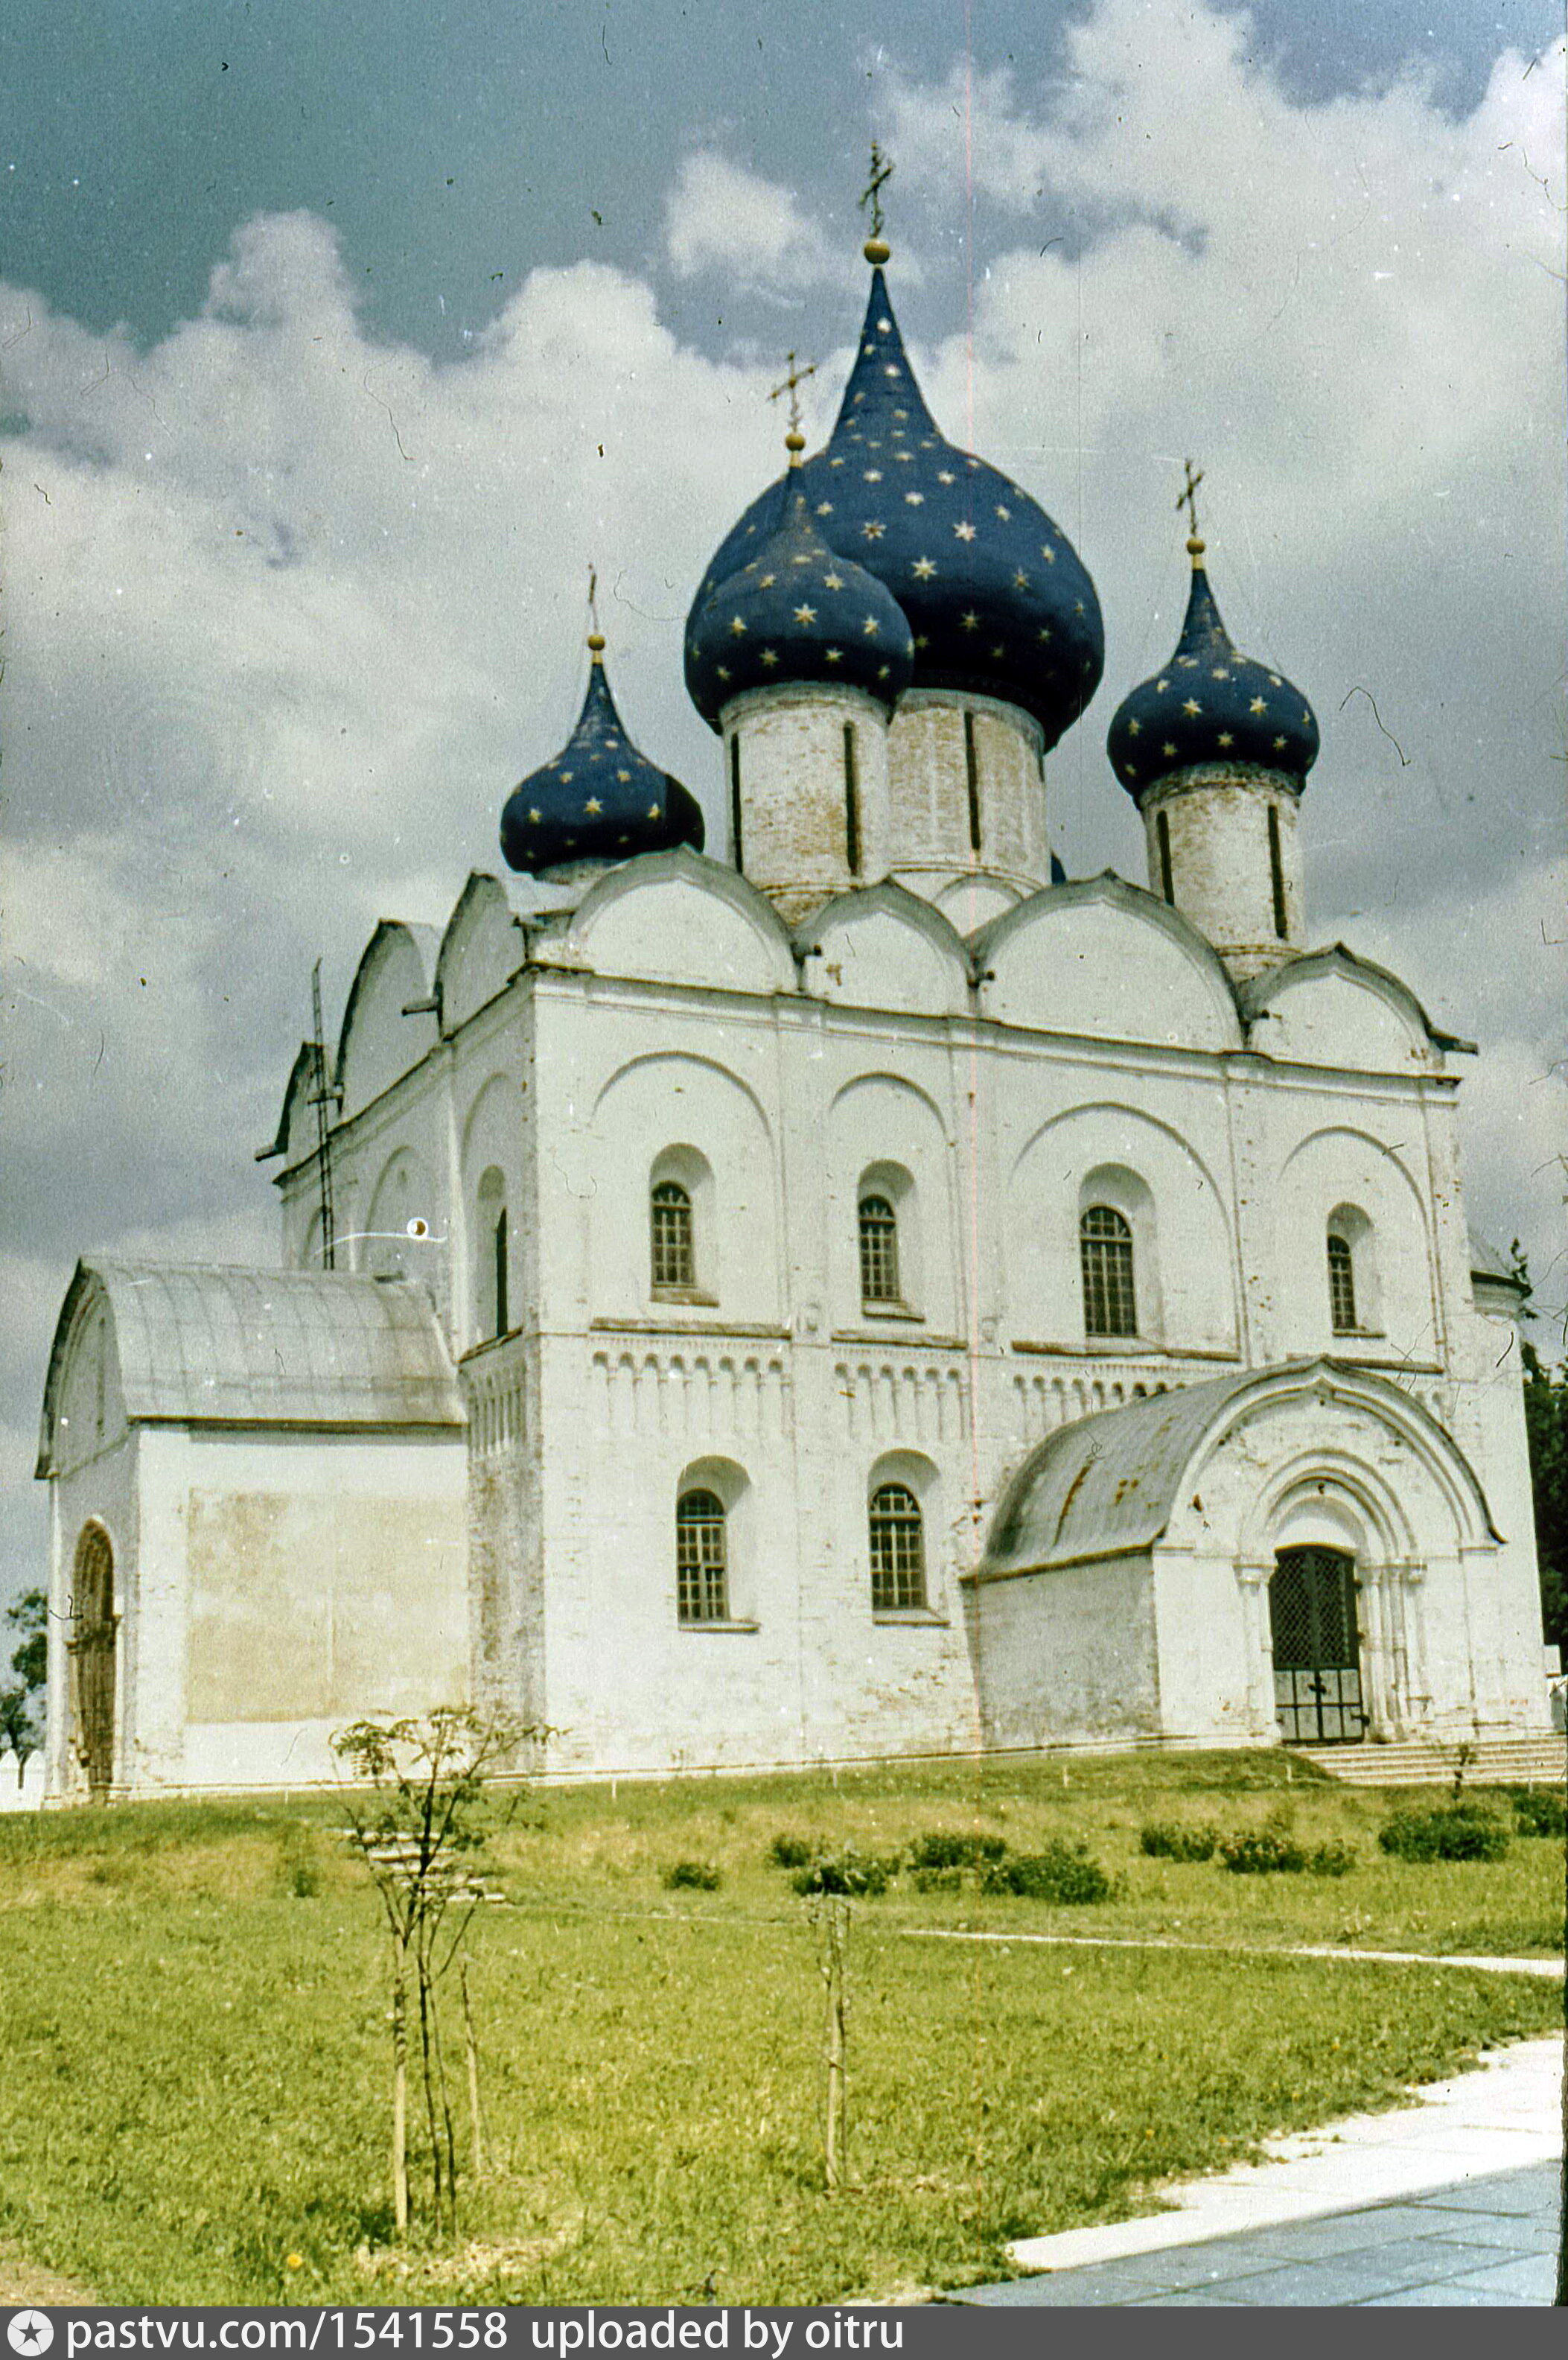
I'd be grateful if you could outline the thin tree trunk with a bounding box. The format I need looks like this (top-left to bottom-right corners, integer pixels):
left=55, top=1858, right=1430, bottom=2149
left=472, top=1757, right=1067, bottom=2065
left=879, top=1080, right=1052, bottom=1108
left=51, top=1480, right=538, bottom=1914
left=461, top=1959, right=486, bottom=2180
left=391, top=1937, right=410, bottom=2238
left=427, top=1945, right=460, bottom=2222
left=416, top=1948, right=444, bottom=2224
left=819, top=1898, right=849, bottom=2193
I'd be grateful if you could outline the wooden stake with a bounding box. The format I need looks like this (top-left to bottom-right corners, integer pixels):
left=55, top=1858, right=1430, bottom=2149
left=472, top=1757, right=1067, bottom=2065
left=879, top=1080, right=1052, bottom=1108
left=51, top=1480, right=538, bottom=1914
left=391, top=1939, right=410, bottom=2236
left=461, top=1959, right=486, bottom=2179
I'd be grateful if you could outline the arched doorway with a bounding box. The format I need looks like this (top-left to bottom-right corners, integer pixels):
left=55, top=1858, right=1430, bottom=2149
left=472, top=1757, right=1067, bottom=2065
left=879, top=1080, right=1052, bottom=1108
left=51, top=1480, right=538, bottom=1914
left=70, top=1523, right=117, bottom=1798
left=1269, top=1546, right=1366, bottom=1745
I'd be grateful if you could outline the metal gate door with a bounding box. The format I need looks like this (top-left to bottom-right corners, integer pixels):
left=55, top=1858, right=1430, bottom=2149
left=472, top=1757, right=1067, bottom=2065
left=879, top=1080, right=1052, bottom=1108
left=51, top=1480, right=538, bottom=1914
left=1269, top=1546, right=1365, bottom=1744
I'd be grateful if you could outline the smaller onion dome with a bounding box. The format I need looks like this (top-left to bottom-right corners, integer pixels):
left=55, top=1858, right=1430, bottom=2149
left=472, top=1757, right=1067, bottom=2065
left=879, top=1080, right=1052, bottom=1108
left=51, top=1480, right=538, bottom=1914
left=685, top=483, right=914, bottom=731
left=500, top=634, right=705, bottom=875
left=1107, top=535, right=1319, bottom=801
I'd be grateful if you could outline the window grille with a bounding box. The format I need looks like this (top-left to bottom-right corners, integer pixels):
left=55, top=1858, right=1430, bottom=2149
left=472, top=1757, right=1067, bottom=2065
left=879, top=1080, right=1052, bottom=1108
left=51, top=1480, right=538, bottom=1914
left=1080, top=1204, right=1138, bottom=1338
left=1328, top=1233, right=1357, bottom=1332
left=858, top=1196, right=901, bottom=1305
left=650, top=1180, right=695, bottom=1291
left=493, top=1207, right=509, bottom=1336
left=676, top=1490, right=729, bottom=1623
left=869, top=1483, right=925, bottom=1612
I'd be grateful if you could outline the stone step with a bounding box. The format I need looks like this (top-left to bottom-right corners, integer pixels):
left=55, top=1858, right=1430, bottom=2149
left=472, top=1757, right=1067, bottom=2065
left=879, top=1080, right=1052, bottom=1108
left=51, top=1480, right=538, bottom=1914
left=1295, top=1734, right=1566, bottom=1787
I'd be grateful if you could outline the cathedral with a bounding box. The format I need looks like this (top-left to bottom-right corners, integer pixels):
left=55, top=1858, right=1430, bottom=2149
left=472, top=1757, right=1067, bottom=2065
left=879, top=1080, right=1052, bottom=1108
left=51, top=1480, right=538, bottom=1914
left=36, top=225, right=1550, bottom=1798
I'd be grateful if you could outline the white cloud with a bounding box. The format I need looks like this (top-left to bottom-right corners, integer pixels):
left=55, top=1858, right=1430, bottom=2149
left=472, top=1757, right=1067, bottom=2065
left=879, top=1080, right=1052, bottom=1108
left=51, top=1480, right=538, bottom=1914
left=663, top=150, right=838, bottom=292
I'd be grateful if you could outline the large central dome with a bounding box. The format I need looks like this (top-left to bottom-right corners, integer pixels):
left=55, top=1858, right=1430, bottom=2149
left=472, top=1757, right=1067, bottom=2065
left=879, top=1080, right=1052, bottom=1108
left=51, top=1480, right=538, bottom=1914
left=686, top=268, right=1103, bottom=751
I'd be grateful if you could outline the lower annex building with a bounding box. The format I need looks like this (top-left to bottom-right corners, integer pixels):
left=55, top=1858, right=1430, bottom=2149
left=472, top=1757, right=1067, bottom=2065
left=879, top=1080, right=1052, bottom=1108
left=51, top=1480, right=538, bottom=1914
left=36, top=231, right=1550, bottom=1797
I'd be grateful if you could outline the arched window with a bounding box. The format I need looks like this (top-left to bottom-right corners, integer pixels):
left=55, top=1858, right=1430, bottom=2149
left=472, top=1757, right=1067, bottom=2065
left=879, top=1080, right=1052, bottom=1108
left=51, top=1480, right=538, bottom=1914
left=651, top=1180, right=695, bottom=1293
left=676, top=1489, right=729, bottom=1623
left=858, top=1195, right=901, bottom=1306
left=869, top=1483, right=925, bottom=1612
left=1328, top=1232, right=1358, bottom=1333
left=1080, top=1204, right=1138, bottom=1338
left=476, top=1165, right=509, bottom=1340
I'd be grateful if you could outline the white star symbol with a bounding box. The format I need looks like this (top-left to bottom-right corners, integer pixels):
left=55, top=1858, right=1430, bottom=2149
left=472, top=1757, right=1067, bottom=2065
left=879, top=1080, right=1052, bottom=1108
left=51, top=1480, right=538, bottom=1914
left=912, top=557, right=937, bottom=579
left=960, top=610, right=980, bottom=632
left=1249, top=696, right=1267, bottom=713
left=794, top=605, right=818, bottom=623
left=760, top=648, right=779, bottom=666
left=864, top=470, right=883, bottom=483
left=905, top=491, right=924, bottom=505
left=863, top=521, right=885, bottom=540
left=823, top=572, right=844, bottom=589
left=954, top=520, right=977, bottom=541
left=995, top=504, right=1011, bottom=521
left=584, top=797, right=602, bottom=813
left=863, top=615, right=880, bottom=635
left=938, top=470, right=957, bottom=485
left=1040, top=544, right=1057, bottom=564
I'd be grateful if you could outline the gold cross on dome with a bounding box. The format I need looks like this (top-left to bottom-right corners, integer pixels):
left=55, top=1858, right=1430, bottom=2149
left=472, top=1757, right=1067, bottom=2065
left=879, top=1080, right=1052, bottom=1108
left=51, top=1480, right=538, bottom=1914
left=768, top=352, right=819, bottom=437
left=859, top=142, right=893, bottom=238
left=1176, top=459, right=1205, bottom=540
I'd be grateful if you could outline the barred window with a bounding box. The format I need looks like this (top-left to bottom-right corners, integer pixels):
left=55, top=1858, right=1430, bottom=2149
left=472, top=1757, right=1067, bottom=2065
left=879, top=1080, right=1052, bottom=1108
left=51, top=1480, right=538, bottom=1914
left=1080, top=1205, right=1138, bottom=1338
left=858, top=1196, right=901, bottom=1305
left=651, top=1180, right=695, bottom=1291
left=676, top=1489, right=729, bottom=1623
left=1328, top=1233, right=1358, bottom=1333
left=869, top=1483, right=925, bottom=1612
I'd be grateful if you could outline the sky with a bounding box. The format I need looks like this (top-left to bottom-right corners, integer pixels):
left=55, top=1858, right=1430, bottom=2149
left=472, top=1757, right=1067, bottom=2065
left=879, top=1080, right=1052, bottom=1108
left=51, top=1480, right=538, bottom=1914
left=1, top=0, right=1564, bottom=1606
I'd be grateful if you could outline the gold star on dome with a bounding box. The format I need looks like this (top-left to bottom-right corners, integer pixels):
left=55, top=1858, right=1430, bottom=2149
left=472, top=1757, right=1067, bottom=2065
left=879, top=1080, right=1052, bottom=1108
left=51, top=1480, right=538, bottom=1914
left=937, top=469, right=957, bottom=484
left=560, top=769, right=574, bottom=783
left=824, top=646, right=843, bottom=663
left=863, top=521, right=885, bottom=540
left=883, top=364, right=900, bottom=378
left=1037, top=626, right=1052, bottom=643
left=760, top=648, right=779, bottom=667
left=863, top=615, right=880, bottom=635
left=791, top=552, right=811, bottom=566
left=1273, top=734, right=1287, bottom=749
left=1013, top=569, right=1030, bottom=590
left=995, top=503, right=1011, bottom=521
left=816, top=501, right=834, bottom=516
left=1155, top=678, right=1170, bottom=693
left=1040, top=544, right=1057, bottom=564
left=954, top=520, right=977, bottom=541
left=990, top=642, right=1005, bottom=658
left=894, top=449, right=914, bottom=462
left=1217, top=733, right=1234, bottom=749
left=878, top=662, right=890, bottom=678
left=960, top=610, right=980, bottom=632
left=912, top=556, right=937, bottom=579
left=1212, top=667, right=1231, bottom=681
left=914, top=633, right=930, bottom=649
left=528, top=807, right=542, bottom=824
left=646, top=803, right=660, bottom=819
left=730, top=617, right=747, bottom=636
left=829, top=455, right=845, bottom=468
left=1125, top=766, right=1137, bottom=780
left=1178, top=655, right=1198, bottom=669
left=616, top=767, right=632, bottom=780
left=1249, top=696, right=1267, bottom=713
left=1163, top=741, right=1178, bottom=757
left=905, top=491, right=924, bottom=505
left=584, top=797, right=602, bottom=814
left=1269, top=672, right=1282, bottom=686
left=716, top=667, right=730, bottom=683
left=823, top=571, right=844, bottom=589
left=759, top=572, right=777, bottom=588
left=864, top=469, right=883, bottom=482
left=794, top=604, right=818, bottom=624
left=1127, top=719, right=1141, bottom=737
left=1182, top=699, right=1202, bottom=716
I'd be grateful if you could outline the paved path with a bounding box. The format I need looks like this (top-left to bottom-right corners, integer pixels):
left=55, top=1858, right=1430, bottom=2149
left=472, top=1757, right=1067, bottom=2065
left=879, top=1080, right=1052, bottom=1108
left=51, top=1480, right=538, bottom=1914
left=949, top=2035, right=1564, bottom=2309
left=908, top=1927, right=1563, bottom=1976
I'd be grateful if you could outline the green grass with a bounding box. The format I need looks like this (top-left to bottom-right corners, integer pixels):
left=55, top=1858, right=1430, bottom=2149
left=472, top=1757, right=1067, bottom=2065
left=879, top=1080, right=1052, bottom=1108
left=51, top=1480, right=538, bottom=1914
left=0, top=1751, right=1561, bottom=2306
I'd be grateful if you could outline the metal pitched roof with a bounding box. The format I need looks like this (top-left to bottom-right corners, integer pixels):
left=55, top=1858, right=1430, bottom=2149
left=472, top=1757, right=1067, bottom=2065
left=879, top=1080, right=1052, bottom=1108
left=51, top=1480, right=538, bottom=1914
left=38, top=1260, right=464, bottom=1472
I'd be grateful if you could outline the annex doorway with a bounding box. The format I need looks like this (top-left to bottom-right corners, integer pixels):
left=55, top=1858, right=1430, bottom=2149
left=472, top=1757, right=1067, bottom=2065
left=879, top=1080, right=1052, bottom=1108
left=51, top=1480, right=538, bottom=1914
left=1269, top=1545, right=1366, bottom=1745
left=70, top=1522, right=117, bottom=1798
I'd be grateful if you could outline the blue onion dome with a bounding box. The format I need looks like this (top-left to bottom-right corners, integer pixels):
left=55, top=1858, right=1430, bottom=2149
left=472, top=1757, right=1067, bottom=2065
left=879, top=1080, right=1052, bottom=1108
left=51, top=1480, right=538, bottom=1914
left=686, top=265, right=1103, bottom=752
left=1107, top=536, right=1320, bottom=801
left=685, top=478, right=914, bottom=730
left=500, top=634, right=705, bottom=874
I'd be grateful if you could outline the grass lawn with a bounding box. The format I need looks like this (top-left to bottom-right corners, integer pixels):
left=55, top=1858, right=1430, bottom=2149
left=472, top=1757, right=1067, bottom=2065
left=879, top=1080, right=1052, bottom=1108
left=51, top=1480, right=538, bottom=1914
left=0, top=1749, right=1560, bottom=2306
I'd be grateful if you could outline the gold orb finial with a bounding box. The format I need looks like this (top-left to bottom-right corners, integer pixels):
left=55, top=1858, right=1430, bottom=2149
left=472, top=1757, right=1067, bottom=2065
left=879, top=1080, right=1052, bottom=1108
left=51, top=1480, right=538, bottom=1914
left=784, top=428, right=806, bottom=459
left=863, top=235, right=890, bottom=266
left=1186, top=534, right=1205, bottom=562
left=587, top=629, right=606, bottom=658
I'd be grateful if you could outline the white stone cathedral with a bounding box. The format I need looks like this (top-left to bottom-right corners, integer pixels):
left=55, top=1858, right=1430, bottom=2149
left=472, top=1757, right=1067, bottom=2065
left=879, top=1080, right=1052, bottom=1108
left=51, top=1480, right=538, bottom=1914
left=37, top=233, right=1550, bottom=1798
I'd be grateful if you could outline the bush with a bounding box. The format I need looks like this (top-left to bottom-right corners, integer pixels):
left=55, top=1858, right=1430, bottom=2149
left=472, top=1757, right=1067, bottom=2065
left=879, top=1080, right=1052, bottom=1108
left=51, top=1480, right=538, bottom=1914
left=1507, top=1788, right=1567, bottom=1840
left=1218, top=1830, right=1307, bottom=1874
left=791, top=1848, right=894, bottom=1898
left=1378, top=1808, right=1511, bottom=1864
left=910, top=1866, right=964, bottom=1895
left=1138, top=1821, right=1219, bottom=1862
left=1307, top=1840, right=1358, bottom=1878
left=766, top=1833, right=813, bottom=1870
left=907, top=1831, right=1008, bottom=1872
left=981, top=1841, right=1112, bottom=1905
left=663, top=1860, right=721, bottom=1892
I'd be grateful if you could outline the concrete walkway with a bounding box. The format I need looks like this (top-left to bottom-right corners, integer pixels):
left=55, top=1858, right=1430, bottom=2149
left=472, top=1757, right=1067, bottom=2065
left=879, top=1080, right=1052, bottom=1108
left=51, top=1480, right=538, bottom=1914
left=908, top=1926, right=1564, bottom=1977
left=949, top=2035, right=1564, bottom=2309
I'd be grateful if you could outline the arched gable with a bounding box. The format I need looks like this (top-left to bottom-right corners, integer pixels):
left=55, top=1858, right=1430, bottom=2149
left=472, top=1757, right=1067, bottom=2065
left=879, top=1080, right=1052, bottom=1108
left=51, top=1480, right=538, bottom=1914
left=436, top=874, right=526, bottom=1033
left=981, top=1358, right=1497, bottom=1580
left=798, top=882, right=972, bottom=1016
left=337, top=921, right=442, bottom=1118
left=1007, top=1100, right=1238, bottom=1352
left=975, top=874, right=1243, bottom=1052
left=561, top=847, right=797, bottom=996
left=1244, top=947, right=1454, bottom=1074
left=264, top=1040, right=326, bottom=1171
